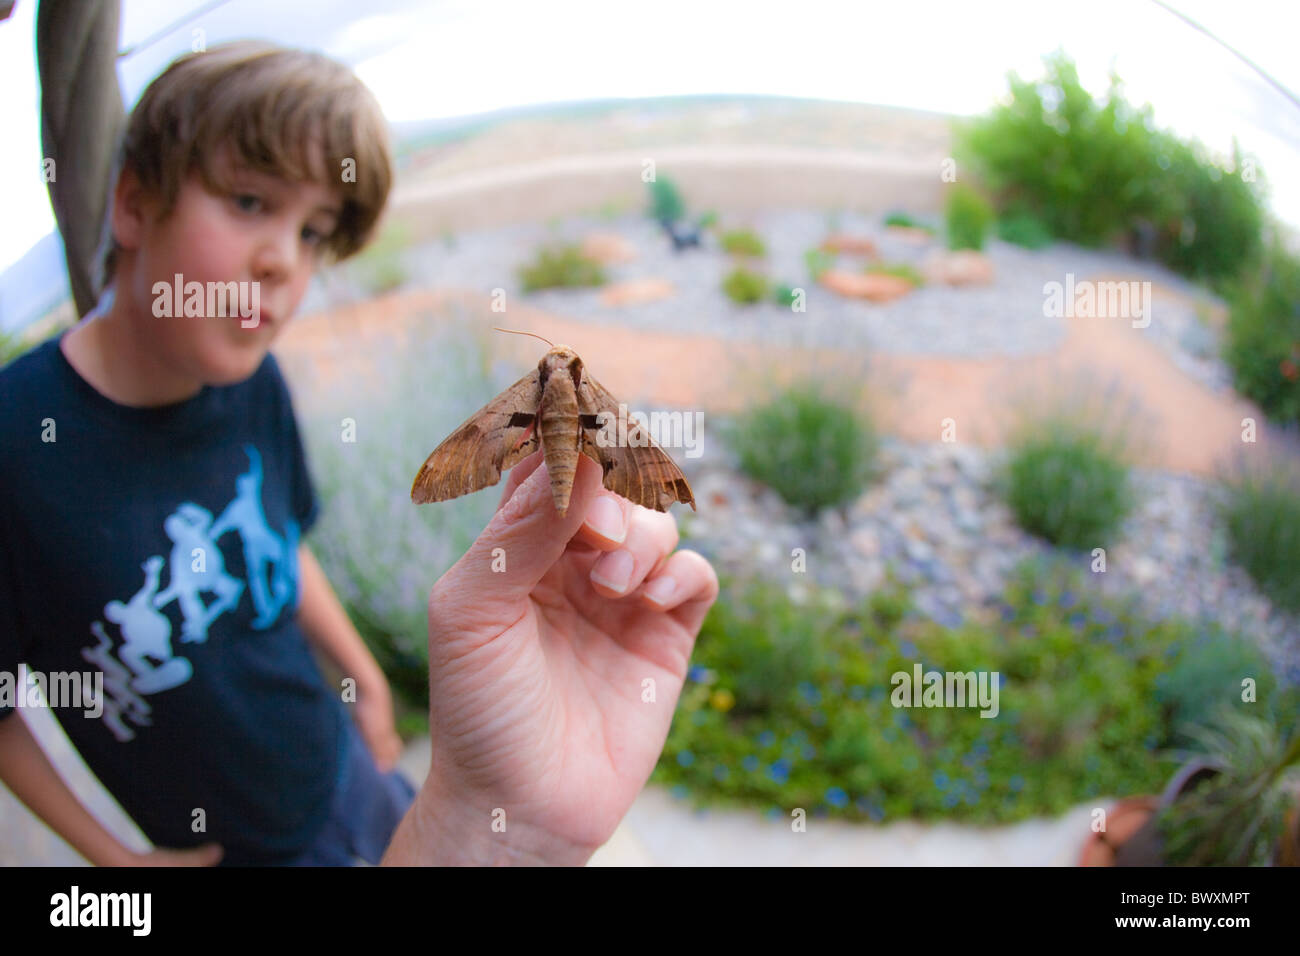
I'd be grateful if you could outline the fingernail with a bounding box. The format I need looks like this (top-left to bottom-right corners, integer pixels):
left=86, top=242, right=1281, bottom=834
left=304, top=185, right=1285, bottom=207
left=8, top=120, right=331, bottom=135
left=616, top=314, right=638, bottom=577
left=643, top=575, right=678, bottom=607
left=591, top=549, right=634, bottom=594
left=585, top=496, right=626, bottom=543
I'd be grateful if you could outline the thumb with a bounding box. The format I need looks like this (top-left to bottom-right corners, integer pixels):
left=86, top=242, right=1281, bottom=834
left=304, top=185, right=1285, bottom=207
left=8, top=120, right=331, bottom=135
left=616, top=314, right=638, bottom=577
left=193, top=843, right=223, bottom=866
left=436, top=454, right=604, bottom=631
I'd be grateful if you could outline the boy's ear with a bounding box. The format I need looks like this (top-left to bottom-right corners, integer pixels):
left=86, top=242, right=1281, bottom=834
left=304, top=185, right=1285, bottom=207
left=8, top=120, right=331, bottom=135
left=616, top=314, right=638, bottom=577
left=109, top=165, right=156, bottom=252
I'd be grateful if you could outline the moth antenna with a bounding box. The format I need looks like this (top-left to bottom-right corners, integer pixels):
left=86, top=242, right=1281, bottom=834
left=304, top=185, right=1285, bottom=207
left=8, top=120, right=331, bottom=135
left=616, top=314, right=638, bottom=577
left=493, top=327, right=555, bottom=348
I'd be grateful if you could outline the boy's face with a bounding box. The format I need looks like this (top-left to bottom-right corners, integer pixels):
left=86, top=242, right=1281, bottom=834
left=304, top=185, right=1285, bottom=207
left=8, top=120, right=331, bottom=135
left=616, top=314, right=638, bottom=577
left=120, top=147, right=342, bottom=386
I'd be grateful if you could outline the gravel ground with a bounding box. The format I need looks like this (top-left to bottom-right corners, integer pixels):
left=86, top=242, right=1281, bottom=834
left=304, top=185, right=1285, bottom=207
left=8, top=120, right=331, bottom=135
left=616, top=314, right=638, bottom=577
left=676, top=436, right=1300, bottom=688
left=393, top=208, right=1235, bottom=387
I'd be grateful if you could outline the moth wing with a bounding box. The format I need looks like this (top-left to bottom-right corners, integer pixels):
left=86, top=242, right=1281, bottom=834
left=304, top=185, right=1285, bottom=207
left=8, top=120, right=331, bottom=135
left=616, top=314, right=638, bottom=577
left=411, top=368, right=542, bottom=503
left=577, top=372, right=696, bottom=513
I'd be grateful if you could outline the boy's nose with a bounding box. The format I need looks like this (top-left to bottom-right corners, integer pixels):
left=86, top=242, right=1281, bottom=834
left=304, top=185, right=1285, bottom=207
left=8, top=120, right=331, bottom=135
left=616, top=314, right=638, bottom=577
left=251, top=227, right=300, bottom=283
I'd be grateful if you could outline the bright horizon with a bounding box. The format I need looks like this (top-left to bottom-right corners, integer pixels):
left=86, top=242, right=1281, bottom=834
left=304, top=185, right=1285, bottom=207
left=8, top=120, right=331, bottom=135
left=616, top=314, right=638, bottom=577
left=2, top=0, right=1298, bottom=276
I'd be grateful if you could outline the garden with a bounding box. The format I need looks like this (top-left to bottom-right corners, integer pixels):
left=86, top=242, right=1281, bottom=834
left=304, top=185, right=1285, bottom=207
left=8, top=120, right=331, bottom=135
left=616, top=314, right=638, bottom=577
left=273, top=53, right=1300, bottom=865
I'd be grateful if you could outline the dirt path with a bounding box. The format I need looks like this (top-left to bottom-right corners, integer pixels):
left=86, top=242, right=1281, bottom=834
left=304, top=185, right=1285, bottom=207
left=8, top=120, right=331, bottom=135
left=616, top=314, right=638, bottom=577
left=279, top=280, right=1264, bottom=479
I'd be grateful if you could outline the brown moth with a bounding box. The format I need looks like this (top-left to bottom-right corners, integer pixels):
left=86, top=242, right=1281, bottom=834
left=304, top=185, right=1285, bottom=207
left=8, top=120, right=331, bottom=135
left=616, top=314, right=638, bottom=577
left=411, top=330, right=696, bottom=516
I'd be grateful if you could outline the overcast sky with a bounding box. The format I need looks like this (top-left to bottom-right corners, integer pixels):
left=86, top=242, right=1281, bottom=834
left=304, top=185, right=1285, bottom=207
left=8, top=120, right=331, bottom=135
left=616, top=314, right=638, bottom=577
left=2, top=0, right=1298, bottom=273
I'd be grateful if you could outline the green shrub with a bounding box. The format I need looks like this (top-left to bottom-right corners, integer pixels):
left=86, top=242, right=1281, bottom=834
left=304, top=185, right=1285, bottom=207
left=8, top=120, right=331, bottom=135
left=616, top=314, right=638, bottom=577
left=726, top=379, right=878, bottom=512
left=647, top=175, right=686, bottom=223
left=697, top=210, right=719, bottom=231
left=956, top=51, right=1266, bottom=283
left=719, top=229, right=767, bottom=257
left=1223, top=240, right=1300, bottom=426
left=721, top=267, right=769, bottom=305
left=955, top=51, right=1169, bottom=247
left=997, top=210, right=1053, bottom=250
left=884, top=212, right=935, bottom=233
left=652, top=558, right=1205, bottom=823
left=996, top=411, right=1134, bottom=549
left=518, top=243, right=606, bottom=292
left=1153, top=134, right=1264, bottom=286
left=1217, top=453, right=1300, bottom=612
left=865, top=262, right=925, bottom=287
left=945, top=183, right=994, bottom=251
left=1155, top=622, right=1282, bottom=747
left=772, top=283, right=800, bottom=307
left=804, top=248, right=835, bottom=282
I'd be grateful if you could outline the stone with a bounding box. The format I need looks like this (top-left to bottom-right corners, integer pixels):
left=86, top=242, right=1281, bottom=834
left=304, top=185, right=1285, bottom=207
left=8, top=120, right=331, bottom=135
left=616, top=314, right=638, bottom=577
left=819, top=269, right=913, bottom=303
left=884, top=225, right=935, bottom=245
left=581, top=232, right=637, bottom=264
left=819, top=233, right=879, bottom=257
left=924, top=250, right=995, bottom=286
left=600, top=278, right=675, bottom=307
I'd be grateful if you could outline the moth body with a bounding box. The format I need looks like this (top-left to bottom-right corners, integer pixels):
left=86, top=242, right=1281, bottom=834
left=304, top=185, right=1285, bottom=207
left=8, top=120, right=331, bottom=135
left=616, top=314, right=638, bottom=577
left=538, top=350, right=582, bottom=515
left=410, top=341, right=695, bottom=513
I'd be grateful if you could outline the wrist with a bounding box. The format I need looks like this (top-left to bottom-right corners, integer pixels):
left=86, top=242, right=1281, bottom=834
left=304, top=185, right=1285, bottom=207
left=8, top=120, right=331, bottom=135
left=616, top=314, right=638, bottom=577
left=383, top=779, right=593, bottom=867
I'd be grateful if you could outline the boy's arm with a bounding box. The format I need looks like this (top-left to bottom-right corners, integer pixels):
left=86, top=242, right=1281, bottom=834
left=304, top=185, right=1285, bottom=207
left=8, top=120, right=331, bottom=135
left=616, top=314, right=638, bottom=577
left=0, top=711, right=219, bottom=866
left=0, top=713, right=136, bottom=866
left=295, top=542, right=403, bottom=771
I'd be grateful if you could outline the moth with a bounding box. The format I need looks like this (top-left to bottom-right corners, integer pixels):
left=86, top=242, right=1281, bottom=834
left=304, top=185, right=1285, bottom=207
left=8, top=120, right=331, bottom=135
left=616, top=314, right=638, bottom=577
left=411, top=330, right=696, bottom=516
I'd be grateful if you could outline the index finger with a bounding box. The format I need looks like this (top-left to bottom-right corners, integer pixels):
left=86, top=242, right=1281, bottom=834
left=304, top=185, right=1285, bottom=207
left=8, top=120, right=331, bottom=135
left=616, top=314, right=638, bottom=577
left=497, top=451, right=629, bottom=551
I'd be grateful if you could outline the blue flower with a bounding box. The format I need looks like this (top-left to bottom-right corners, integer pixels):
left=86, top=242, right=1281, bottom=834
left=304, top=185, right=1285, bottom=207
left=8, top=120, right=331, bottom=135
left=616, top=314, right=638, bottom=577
left=849, top=685, right=867, bottom=701
left=769, top=759, right=792, bottom=783
left=1059, top=590, right=1078, bottom=609
left=1068, top=612, right=1088, bottom=631
left=802, top=745, right=817, bottom=760
left=787, top=729, right=810, bottom=747
left=671, top=784, right=689, bottom=800
left=1031, top=589, right=1049, bottom=606
left=757, top=730, right=776, bottom=747
left=677, top=750, right=695, bottom=767
left=943, top=791, right=960, bottom=808
left=799, top=683, right=822, bottom=705
left=933, top=770, right=949, bottom=790
left=964, top=790, right=979, bottom=805
left=742, top=755, right=760, bottom=772
left=825, top=787, right=849, bottom=807
left=713, top=764, right=729, bottom=782
left=900, top=639, right=919, bottom=658
left=687, top=666, right=710, bottom=683
left=765, top=806, right=783, bottom=821
left=1000, top=603, right=1016, bottom=622
left=1009, top=775, right=1025, bottom=793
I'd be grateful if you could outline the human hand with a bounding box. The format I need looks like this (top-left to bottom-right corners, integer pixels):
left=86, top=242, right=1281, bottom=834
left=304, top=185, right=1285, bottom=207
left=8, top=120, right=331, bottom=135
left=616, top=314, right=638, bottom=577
left=384, top=451, right=717, bottom=865
left=130, top=843, right=223, bottom=866
left=354, top=672, right=403, bottom=773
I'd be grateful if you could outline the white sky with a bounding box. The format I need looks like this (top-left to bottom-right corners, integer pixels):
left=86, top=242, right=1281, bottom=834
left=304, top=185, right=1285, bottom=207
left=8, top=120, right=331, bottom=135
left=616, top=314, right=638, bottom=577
left=2, top=0, right=1299, bottom=273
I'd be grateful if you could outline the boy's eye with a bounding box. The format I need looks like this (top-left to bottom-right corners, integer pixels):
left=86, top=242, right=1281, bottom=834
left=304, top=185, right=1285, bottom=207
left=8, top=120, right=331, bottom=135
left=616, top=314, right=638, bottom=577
left=234, top=194, right=262, bottom=213
left=301, top=225, right=329, bottom=246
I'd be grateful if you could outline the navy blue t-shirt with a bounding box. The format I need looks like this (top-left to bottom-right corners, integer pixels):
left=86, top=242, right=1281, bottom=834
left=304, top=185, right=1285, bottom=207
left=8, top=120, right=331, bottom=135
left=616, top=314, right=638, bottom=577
left=0, top=334, right=347, bottom=865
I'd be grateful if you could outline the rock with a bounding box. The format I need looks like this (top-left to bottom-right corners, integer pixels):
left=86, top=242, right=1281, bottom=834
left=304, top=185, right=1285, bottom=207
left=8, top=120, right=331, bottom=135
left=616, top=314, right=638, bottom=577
left=600, top=278, right=675, bottom=307
left=820, top=233, right=879, bottom=257
left=884, top=225, right=935, bottom=245
left=581, top=232, right=637, bottom=264
left=851, top=527, right=880, bottom=558
left=924, top=250, right=995, bottom=286
left=819, top=269, right=913, bottom=303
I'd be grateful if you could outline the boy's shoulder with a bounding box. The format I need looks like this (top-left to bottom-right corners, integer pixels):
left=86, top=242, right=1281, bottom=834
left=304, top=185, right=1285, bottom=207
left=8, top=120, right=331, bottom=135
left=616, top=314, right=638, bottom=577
left=0, top=334, right=297, bottom=460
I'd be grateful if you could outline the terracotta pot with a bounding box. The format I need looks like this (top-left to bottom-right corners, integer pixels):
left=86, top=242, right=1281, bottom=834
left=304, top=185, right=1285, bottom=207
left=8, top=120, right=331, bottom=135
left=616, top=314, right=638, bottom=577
left=1114, top=759, right=1219, bottom=867
left=1276, top=797, right=1300, bottom=866
left=1079, top=796, right=1159, bottom=867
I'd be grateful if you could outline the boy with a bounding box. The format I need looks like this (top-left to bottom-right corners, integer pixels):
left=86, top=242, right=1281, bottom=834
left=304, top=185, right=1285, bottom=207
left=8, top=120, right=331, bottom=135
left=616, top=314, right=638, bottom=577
left=1, top=39, right=719, bottom=868
left=0, top=41, right=408, bottom=866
